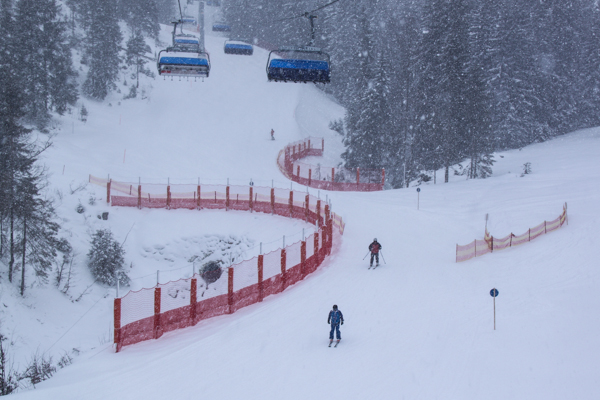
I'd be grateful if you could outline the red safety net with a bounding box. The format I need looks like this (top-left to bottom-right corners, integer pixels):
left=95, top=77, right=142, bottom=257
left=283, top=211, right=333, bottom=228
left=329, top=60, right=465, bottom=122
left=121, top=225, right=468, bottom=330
left=456, top=203, right=568, bottom=262
left=90, top=175, right=343, bottom=351
left=277, top=137, right=384, bottom=192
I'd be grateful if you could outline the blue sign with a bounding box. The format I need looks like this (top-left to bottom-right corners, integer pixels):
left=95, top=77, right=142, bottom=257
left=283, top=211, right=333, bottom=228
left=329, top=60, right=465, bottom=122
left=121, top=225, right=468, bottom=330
left=490, top=288, right=499, bottom=297
left=416, top=188, right=421, bottom=192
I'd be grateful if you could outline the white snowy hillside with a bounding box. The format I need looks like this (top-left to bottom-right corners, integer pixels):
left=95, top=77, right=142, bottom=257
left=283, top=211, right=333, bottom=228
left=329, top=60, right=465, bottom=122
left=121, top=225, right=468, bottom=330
left=5, top=4, right=600, bottom=400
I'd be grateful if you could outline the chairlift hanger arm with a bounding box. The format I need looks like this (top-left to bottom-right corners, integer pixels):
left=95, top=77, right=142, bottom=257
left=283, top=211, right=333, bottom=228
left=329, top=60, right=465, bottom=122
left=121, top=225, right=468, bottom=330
left=273, top=0, right=341, bottom=22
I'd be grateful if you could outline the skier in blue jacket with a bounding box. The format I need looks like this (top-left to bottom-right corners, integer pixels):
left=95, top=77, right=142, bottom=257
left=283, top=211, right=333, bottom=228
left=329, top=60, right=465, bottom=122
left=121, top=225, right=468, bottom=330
left=328, top=305, right=344, bottom=344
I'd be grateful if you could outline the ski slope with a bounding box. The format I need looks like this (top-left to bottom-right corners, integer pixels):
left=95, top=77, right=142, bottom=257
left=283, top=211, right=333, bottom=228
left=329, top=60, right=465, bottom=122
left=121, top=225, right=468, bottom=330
left=7, top=5, right=600, bottom=400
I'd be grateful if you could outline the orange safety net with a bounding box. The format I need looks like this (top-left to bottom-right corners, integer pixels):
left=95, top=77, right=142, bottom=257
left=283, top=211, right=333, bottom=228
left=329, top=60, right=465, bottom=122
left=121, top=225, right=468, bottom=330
left=456, top=203, right=568, bottom=262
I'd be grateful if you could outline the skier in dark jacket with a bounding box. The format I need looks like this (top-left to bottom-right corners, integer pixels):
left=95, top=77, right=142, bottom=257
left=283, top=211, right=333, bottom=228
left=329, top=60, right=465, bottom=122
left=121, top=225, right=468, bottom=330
left=369, top=238, right=382, bottom=267
left=328, top=304, right=344, bottom=342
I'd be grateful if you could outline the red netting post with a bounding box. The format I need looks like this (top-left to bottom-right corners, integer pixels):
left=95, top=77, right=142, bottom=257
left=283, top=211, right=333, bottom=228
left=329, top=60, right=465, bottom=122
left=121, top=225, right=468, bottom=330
left=455, top=244, right=458, bottom=263
left=316, top=200, right=321, bottom=226
left=197, top=185, right=201, bottom=209
left=314, top=231, right=320, bottom=265
left=300, top=241, right=306, bottom=277
left=289, top=190, right=293, bottom=216
left=331, top=168, right=335, bottom=184
left=321, top=222, right=327, bottom=253
left=356, top=168, right=360, bottom=186
left=297, top=165, right=300, bottom=178
left=249, top=186, right=253, bottom=212
left=227, top=268, right=234, bottom=314
left=528, top=228, right=531, bottom=241
left=137, top=185, right=142, bottom=209
left=166, top=185, right=171, bottom=209
left=281, top=248, right=287, bottom=289
left=491, top=237, right=494, bottom=252
left=305, top=194, right=310, bottom=221
left=381, top=168, right=385, bottom=186
left=308, top=169, right=312, bottom=186
left=154, top=287, right=162, bottom=339
left=322, top=138, right=324, bottom=151
left=114, top=298, right=121, bottom=352
left=474, top=240, right=477, bottom=257
left=258, top=255, right=264, bottom=302
left=328, top=218, right=333, bottom=254
left=270, top=188, right=275, bottom=214
left=190, top=278, right=197, bottom=325
left=544, top=221, right=547, bottom=234
left=226, top=186, right=230, bottom=210
left=324, top=204, right=330, bottom=223
left=308, top=139, right=311, bottom=150
left=107, top=180, right=111, bottom=204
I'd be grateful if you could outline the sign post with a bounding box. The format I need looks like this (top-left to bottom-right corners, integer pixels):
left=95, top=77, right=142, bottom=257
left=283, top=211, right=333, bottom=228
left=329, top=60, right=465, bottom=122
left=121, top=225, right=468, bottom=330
left=490, top=288, right=499, bottom=330
left=416, top=187, right=421, bottom=210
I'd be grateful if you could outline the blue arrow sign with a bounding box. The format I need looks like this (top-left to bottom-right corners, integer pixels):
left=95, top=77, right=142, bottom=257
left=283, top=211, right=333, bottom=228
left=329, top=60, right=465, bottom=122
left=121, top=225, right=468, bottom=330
left=490, top=288, right=499, bottom=297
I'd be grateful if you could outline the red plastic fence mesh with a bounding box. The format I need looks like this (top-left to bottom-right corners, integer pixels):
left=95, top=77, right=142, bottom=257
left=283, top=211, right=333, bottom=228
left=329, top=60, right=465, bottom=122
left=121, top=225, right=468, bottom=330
left=90, top=175, right=344, bottom=351
left=277, top=137, right=384, bottom=192
left=456, top=203, right=568, bottom=262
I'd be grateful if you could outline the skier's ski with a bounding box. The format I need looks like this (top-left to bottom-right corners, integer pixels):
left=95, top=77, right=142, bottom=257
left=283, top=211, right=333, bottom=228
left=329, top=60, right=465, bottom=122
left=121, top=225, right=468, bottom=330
left=334, top=339, right=340, bottom=347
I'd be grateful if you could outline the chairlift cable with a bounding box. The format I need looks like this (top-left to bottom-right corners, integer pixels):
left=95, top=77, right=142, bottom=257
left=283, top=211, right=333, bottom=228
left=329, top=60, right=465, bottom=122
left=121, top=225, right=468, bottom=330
left=274, top=0, right=342, bottom=22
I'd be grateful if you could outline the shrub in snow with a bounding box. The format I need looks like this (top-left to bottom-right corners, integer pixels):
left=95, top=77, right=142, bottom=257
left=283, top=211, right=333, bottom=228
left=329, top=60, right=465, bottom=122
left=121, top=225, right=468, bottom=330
left=87, top=229, right=130, bottom=286
left=0, top=334, right=18, bottom=395
left=521, top=162, right=532, bottom=177
left=200, top=261, right=223, bottom=285
left=20, top=352, right=55, bottom=387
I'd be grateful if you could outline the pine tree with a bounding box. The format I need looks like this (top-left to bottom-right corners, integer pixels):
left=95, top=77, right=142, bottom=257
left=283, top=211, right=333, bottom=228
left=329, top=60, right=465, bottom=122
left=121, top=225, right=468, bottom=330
left=87, top=229, right=130, bottom=286
left=125, top=30, right=153, bottom=89
left=82, top=0, right=122, bottom=100
left=14, top=0, right=78, bottom=127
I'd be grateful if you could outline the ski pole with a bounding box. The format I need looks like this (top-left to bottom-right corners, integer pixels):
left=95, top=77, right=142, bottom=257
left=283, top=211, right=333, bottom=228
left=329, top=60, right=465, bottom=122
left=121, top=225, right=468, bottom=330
left=380, top=250, right=387, bottom=264
left=362, top=251, right=370, bottom=260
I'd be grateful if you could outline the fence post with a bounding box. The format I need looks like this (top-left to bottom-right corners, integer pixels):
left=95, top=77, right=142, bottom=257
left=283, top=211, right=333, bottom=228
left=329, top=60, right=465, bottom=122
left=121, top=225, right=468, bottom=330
left=324, top=204, right=330, bottom=223
left=322, top=138, right=324, bottom=151
left=528, top=228, right=531, bottom=241
left=316, top=199, right=321, bottom=226
left=356, top=168, right=360, bottom=186
left=114, top=298, right=121, bottom=352
left=544, top=221, right=547, bottom=234
left=297, top=165, right=300, bottom=178
left=331, top=168, right=335, bottom=185
left=491, top=236, right=494, bottom=252
left=227, top=268, right=234, bottom=314
left=154, top=287, right=162, bottom=339
left=225, top=186, right=229, bottom=210
left=257, top=255, right=264, bottom=302
left=190, top=278, right=197, bottom=325
left=455, top=244, right=458, bottom=263
left=308, top=139, right=311, bottom=150
left=197, top=185, right=201, bottom=209
left=300, top=241, right=307, bottom=277
left=289, top=190, right=293, bottom=216
left=166, top=185, right=171, bottom=209
left=308, top=169, right=312, bottom=186
left=305, top=194, right=309, bottom=221
left=107, top=179, right=111, bottom=204
left=137, top=184, right=142, bottom=209
left=328, top=218, right=333, bottom=254
left=381, top=168, right=385, bottom=186
left=474, top=240, right=477, bottom=258
left=314, top=231, right=320, bottom=266
left=281, top=248, right=287, bottom=290
left=249, top=186, right=253, bottom=212
left=270, top=188, right=275, bottom=214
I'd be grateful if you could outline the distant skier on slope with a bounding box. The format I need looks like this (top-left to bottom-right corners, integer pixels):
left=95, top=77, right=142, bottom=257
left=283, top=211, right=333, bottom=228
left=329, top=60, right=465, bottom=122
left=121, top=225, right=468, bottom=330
left=270, top=128, right=275, bottom=140
left=368, top=238, right=382, bottom=268
left=328, top=304, right=344, bottom=346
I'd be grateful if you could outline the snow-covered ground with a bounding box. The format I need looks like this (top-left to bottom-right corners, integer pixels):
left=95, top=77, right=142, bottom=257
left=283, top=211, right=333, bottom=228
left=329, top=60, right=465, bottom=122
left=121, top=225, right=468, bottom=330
left=3, top=3, right=600, bottom=399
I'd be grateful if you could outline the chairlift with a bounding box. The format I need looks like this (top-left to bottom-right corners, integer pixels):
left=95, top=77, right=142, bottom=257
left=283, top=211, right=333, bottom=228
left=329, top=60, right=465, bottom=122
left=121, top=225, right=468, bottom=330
left=224, top=39, right=253, bottom=55
left=181, top=15, right=197, bottom=27
left=212, top=22, right=231, bottom=32
left=157, top=48, right=210, bottom=78
left=173, top=34, right=200, bottom=52
left=266, top=47, right=330, bottom=83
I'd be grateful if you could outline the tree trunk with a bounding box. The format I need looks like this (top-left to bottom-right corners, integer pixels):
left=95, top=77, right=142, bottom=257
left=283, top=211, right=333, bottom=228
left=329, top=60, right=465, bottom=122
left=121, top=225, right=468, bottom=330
left=445, top=165, right=449, bottom=183
left=9, top=209, right=14, bottom=283
left=21, top=217, right=26, bottom=296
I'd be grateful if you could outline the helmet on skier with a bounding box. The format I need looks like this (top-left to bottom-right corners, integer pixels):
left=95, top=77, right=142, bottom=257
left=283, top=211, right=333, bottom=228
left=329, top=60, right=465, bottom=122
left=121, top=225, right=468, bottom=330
left=373, top=238, right=377, bottom=242
left=332, top=304, right=338, bottom=310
